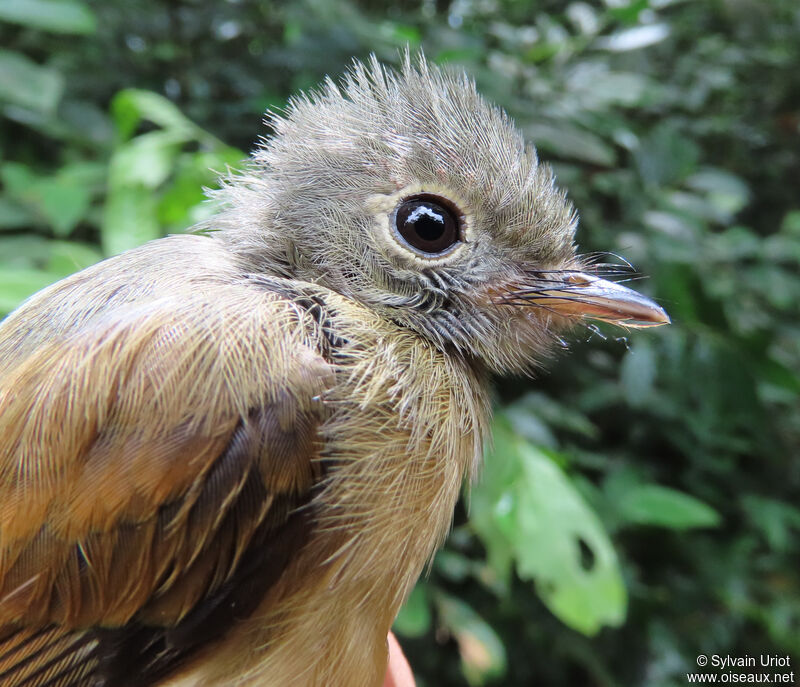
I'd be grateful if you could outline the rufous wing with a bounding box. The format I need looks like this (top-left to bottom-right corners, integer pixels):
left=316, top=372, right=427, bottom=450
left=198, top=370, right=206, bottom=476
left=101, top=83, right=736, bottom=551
left=0, top=285, right=332, bottom=686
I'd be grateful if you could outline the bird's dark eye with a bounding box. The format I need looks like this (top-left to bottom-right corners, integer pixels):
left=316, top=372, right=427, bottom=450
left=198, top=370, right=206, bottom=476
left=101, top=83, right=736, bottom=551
left=393, top=195, right=462, bottom=256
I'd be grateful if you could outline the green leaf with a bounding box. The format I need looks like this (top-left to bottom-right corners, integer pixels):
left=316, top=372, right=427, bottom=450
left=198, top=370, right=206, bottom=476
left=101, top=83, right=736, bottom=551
left=0, top=162, right=36, bottom=195
left=635, top=123, right=699, bottom=187
left=504, top=404, right=558, bottom=448
left=47, top=240, right=102, bottom=276
left=512, top=444, right=627, bottom=634
left=686, top=168, right=750, bottom=219
left=708, top=225, right=761, bottom=261
left=109, top=130, right=190, bottom=189
left=393, top=583, right=432, bottom=639
left=618, top=485, right=722, bottom=530
left=566, top=65, right=655, bottom=108
left=0, top=197, right=35, bottom=229
left=434, top=549, right=474, bottom=583
left=525, top=121, right=616, bottom=166
left=471, top=419, right=627, bottom=636
left=509, top=392, right=599, bottom=441
left=741, top=495, right=800, bottom=553
left=0, top=0, right=96, bottom=34
left=0, top=235, right=54, bottom=266
left=102, top=89, right=244, bottom=251
left=606, top=0, right=649, bottom=24
left=757, top=357, right=800, bottom=396
left=780, top=210, right=800, bottom=238
left=0, top=49, right=63, bottom=113
left=0, top=161, right=96, bottom=236
left=378, top=21, right=421, bottom=45
left=0, top=236, right=101, bottom=276
left=111, top=89, right=202, bottom=141
left=435, top=593, right=506, bottom=686
left=157, top=148, right=244, bottom=230
left=595, top=24, right=670, bottom=52
left=102, top=185, right=160, bottom=255
left=35, top=178, right=91, bottom=236
left=0, top=267, right=58, bottom=314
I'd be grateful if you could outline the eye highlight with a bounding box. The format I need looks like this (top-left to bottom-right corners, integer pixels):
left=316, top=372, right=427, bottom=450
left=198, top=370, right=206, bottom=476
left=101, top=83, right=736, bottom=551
left=392, top=194, right=462, bottom=257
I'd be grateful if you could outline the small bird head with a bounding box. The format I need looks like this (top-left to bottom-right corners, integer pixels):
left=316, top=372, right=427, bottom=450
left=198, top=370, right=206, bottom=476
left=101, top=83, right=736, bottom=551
left=216, top=54, right=669, bottom=374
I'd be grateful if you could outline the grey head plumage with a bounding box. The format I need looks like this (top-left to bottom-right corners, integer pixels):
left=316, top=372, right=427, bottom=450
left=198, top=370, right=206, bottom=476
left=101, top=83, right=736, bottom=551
left=209, top=53, right=666, bottom=374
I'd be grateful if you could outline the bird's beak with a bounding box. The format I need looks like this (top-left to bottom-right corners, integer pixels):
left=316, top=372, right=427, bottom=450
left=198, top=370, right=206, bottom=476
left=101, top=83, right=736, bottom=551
left=496, top=271, right=670, bottom=328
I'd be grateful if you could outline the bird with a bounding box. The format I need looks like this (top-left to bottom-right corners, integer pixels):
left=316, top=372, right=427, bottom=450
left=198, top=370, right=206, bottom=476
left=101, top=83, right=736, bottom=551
left=0, top=54, right=669, bottom=687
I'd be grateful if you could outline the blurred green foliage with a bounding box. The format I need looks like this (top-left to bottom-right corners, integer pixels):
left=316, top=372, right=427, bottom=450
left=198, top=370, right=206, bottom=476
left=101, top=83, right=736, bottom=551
left=1, top=0, right=798, bottom=685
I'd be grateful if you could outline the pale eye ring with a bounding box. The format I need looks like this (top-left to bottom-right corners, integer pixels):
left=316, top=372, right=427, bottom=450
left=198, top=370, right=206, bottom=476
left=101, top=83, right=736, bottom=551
left=392, top=194, right=462, bottom=256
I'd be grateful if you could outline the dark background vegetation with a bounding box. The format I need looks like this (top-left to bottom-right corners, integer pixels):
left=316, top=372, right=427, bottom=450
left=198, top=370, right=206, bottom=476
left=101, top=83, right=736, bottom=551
left=1, top=0, right=798, bottom=685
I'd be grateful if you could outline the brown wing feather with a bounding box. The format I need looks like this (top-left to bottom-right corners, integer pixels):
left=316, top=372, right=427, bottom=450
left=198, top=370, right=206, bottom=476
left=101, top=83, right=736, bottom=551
left=0, top=285, right=332, bottom=686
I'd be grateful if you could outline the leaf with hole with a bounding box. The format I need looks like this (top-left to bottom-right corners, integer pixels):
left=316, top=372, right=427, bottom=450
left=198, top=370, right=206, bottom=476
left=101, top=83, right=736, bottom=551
left=470, top=418, right=627, bottom=636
